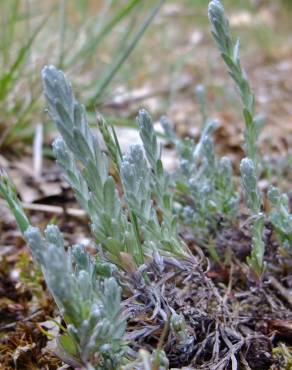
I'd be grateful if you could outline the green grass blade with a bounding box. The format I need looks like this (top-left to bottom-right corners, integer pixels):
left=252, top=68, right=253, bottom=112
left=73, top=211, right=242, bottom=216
left=88, top=0, right=165, bottom=107
left=64, top=0, right=142, bottom=69
left=1, top=92, right=41, bottom=148
left=0, top=169, right=30, bottom=234
left=0, top=16, right=48, bottom=101
left=58, top=0, right=68, bottom=68
left=0, top=0, right=21, bottom=65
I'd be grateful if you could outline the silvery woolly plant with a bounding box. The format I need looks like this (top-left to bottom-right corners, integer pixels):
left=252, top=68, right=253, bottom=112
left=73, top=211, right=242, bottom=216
left=240, top=158, right=265, bottom=274
left=42, top=65, right=191, bottom=264
left=1, top=1, right=292, bottom=368
left=268, top=186, right=292, bottom=248
left=0, top=171, right=126, bottom=369
left=43, top=65, right=145, bottom=268
left=25, top=226, right=126, bottom=369
left=161, top=87, right=238, bottom=237
left=0, top=64, right=194, bottom=367
left=208, top=0, right=266, bottom=275
left=208, top=0, right=292, bottom=274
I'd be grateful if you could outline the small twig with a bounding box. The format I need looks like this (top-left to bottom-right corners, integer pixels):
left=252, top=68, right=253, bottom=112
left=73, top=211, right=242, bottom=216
left=220, top=327, right=238, bottom=370
left=0, top=195, right=86, bottom=219
left=33, top=123, right=43, bottom=178
left=269, top=276, right=292, bottom=309
left=240, top=353, right=253, bottom=370
left=213, top=339, right=244, bottom=370
left=0, top=309, right=43, bottom=331
left=104, top=76, right=194, bottom=109
left=212, top=322, right=220, bottom=362
left=223, top=263, right=234, bottom=305
left=21, top=202, right=86, bottom=218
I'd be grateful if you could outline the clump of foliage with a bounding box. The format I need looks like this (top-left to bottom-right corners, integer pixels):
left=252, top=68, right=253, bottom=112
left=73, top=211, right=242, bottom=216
left=209, top=0, right=266, bottom=275
left=1, top=1, right=291, bottom=369
left=160, top=91, right=238, bottom=237
left=268, top=186, right=292, bottom=248
left=0, top=169, right=126, bottom=369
